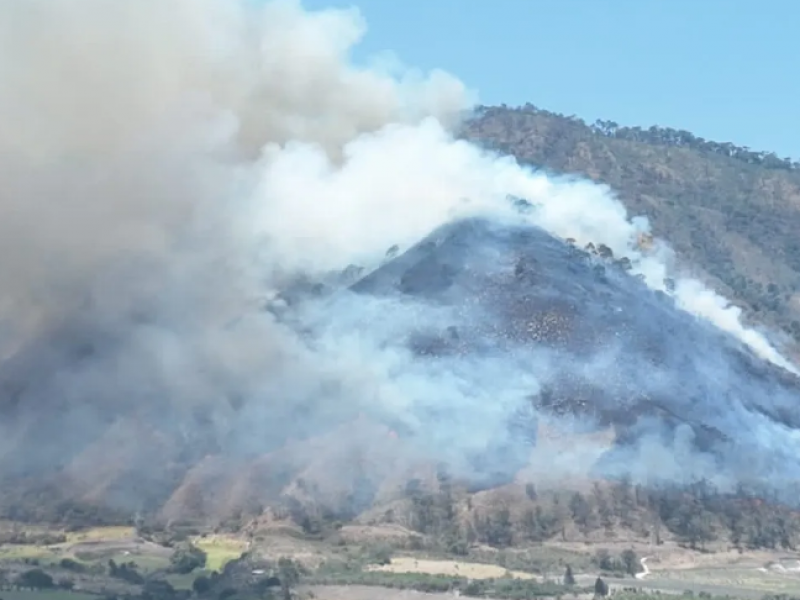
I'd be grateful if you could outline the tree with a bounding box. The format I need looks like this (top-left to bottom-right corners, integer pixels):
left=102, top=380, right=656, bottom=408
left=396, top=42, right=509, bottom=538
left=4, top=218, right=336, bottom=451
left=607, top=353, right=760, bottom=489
left=612, top=476, right=636, bottom=528
left=108, top=559, right=144, bottom=584
left=524, top=483, right=537, bottom=501
left=621, top=549, right=639, bottom=576
left=593, top=549, right=616, bottom=572
left=57, top=578, right=75, bottom=590
left=597, top=244, right=614, bottom=259
left=480, top=507, right=513, bottom=548
left=594, top=576, right=609, bottom=597
left=677, top=507, right=716, bottom=549
left=563, top=564, right=576, bottom=586
left=59, top=558, right=87, bottom=573
left=277, top=557, right=300, bottom=600
left=169, top=543, right=208, bottom=574
left=570, top=492, right=596, bottom=536
left=192, top=575, right=212, bottom=595
left=371, top=545, right=392, bottom=565
left=17, top=569, right=54, bottom=589
left=551, top=494, right=570, bottom=541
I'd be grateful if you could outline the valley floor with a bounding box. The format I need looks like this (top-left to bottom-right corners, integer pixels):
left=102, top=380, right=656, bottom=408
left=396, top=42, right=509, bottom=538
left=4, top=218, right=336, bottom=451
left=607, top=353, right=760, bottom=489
left=2, top=523, right=800, bottom=600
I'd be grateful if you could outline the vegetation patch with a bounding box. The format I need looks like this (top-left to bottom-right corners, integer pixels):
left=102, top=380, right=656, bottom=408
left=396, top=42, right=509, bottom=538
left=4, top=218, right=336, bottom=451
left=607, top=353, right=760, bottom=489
left=190, top=536, right=246, bottom=572
left=0, top=547, right=56, bottom=561
left=65, top=527, right=135, bottom=543
left=467, top=545, right=596, bottom=575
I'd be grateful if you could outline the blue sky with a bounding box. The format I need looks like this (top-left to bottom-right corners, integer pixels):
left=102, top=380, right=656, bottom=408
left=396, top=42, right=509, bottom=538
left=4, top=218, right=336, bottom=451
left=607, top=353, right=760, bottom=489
left=303, top=0, right=799, bottom=159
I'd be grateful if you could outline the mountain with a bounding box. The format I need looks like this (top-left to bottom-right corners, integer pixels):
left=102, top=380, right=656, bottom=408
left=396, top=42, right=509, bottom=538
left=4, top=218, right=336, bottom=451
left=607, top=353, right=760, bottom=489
left=4, top=102, right=800, bottom=552
left=350, top=216, right=800, bottom=484
left=461, top=104, right=800, bottom=349
left=3, top=211, right=800, bottom=529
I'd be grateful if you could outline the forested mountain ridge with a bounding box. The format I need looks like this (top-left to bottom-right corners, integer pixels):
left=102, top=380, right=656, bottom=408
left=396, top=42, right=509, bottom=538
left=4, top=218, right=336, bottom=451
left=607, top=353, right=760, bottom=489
left=461, top=104, right=800, bottom=348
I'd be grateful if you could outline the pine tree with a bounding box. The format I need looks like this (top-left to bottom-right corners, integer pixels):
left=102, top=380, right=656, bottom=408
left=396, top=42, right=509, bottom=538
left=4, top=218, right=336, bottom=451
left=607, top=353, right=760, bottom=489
left=594, top=576, right=609, bottom=597
left=563, top=564, right=576, bottom=586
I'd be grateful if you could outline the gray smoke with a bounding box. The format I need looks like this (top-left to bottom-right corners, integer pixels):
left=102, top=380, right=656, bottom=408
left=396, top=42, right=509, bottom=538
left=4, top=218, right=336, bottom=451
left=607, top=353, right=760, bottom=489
left=0, top=0, right=796, bottom=516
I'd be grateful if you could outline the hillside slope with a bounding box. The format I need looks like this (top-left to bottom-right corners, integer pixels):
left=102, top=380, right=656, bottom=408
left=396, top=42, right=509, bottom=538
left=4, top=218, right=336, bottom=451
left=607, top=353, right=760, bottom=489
left=349, top=216, right=800, bottom=483
left=3, top=214, right=800, bottom=528
left=461, top=105, right=800, bottom=346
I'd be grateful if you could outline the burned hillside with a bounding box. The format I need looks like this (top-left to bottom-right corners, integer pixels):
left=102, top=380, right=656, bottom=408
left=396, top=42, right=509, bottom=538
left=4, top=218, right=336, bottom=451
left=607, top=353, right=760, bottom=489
left=348, top=215, right=800, bottom=490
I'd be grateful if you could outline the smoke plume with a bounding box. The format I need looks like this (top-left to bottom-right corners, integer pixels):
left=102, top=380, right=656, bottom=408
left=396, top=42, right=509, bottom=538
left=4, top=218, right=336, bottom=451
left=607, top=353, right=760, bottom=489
left=0, top=0, right=796, bottom=516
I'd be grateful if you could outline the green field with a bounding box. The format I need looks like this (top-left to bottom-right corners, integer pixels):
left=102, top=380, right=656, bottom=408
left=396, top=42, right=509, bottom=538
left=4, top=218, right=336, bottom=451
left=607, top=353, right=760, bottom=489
left=191, top=535, right=247, bottom=572
left=0, top=546, right=58, bottom=561
left=64, top=527, right=135, bottom=543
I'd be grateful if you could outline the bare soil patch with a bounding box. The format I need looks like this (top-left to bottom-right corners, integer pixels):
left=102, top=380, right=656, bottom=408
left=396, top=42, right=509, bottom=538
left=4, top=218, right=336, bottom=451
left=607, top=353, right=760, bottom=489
left=366, top=557, right=537, bottom=580
left=300, top=586, right=460, bottom=600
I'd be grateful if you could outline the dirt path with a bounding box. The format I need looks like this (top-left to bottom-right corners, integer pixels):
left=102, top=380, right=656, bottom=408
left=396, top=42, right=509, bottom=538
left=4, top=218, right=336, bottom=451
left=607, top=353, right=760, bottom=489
left=635, top=556, right=651, bottom=580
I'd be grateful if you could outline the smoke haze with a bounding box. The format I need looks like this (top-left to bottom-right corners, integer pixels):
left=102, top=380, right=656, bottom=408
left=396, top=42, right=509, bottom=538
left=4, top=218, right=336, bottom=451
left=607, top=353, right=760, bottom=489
left=0, top=0, right=797, bottom=517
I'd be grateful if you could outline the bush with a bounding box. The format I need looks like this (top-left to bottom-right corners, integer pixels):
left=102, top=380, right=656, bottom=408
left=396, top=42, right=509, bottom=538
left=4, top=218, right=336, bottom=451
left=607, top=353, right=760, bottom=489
left=108, top=559, right=145, bottom=584
left=368, top=545, right=393, bottom=566
left=193, top=575, right=212, bottom=595
left=17, top=568, right=54, bottom=589
left=60, top=557, right=88, bottom=573
left=57, top=578, right=75, bottom=590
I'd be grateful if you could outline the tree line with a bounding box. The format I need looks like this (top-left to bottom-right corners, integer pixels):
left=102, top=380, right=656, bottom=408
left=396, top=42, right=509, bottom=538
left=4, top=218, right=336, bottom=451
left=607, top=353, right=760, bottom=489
left=474, top=104, right=800, bottom=172
left=402, top=473, right=800, bottom=554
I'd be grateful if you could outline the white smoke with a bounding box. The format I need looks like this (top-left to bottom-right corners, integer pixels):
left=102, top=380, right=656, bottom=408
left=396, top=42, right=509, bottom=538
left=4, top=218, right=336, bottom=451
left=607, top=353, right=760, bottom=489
left=0, top=0, right=795, bottom=506
left=0, top=0, right=787, bottom=367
